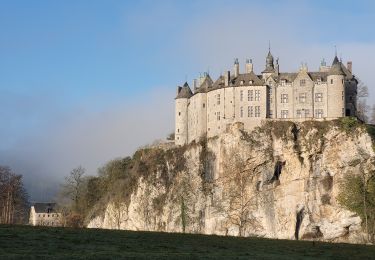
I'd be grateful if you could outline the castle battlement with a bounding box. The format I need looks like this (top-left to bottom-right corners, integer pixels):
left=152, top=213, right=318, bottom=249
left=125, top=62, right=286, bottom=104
left=175, top=49, right=358, bottom=145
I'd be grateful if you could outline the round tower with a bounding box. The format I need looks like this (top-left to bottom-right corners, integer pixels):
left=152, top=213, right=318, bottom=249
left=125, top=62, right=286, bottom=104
left=175, top=82, right=192, bottom=145
left=327, top=56, right=345, bottom=118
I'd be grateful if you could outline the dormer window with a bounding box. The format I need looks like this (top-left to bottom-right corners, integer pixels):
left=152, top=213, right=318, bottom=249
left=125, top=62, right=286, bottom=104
left=316, top=78, right=321, bottom=84
left=300, top=79, right=306, bottom=86
left=240, top=80, right=244, bottom=85
left=249, top=80, right=253, bottom=84
left=281, top=79, right=286, bottom=86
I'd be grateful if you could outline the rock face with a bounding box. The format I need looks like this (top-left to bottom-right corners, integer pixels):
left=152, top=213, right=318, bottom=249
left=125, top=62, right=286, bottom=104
left=88, top=120, right=374, bottom=243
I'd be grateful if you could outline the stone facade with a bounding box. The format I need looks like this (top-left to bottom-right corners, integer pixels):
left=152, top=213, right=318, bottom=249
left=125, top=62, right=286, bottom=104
left=175, top=50, right=358, bottom=145
left=29, top=203, right=62, bottom=227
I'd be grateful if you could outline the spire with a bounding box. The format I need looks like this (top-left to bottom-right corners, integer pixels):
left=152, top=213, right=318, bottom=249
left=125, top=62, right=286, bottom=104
left=268, top=40, right=271, bottom=52
left=263, top=44, right=275, bottom=73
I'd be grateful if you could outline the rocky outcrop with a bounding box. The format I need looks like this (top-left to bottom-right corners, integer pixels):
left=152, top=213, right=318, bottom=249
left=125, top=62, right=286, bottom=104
left=88, top=120, right=374, bottom=243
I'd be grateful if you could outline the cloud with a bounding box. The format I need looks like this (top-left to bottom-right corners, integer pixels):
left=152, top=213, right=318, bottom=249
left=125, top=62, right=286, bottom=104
left=0, top=86, right=174, bottom=201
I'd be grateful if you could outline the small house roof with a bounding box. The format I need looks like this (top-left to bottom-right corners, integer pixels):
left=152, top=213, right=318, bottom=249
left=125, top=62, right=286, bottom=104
left=32, top=203, right=57, bottom=213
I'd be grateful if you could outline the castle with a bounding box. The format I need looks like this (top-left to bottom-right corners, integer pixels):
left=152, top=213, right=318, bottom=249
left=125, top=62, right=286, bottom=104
left=175, top=48, right=358, bottom=145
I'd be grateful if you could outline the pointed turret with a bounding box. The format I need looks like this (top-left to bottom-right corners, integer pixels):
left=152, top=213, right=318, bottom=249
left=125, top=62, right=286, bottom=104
left=329, top=56, right=345, bottom=76
left=176, top=82, right=193, bottom=99
left=262, top=48, right=275, bottom=73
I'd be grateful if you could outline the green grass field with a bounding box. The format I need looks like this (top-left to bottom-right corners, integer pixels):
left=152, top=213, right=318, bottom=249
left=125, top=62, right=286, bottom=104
left=0, top=225, right=374, bottom=259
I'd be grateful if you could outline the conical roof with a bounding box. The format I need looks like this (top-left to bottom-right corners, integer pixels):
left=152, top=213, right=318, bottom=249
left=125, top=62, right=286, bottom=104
left=332, top=55, right=339, bottom=65
left=329, top=56, right=345, bottom=76
left=176, top=82, right=193, bottom=99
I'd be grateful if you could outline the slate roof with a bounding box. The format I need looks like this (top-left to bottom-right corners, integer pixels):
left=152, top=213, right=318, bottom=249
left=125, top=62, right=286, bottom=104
left=32, top=203, right=57, bottom=213
left=176, top=82, right=193, bottom=99
left=230, top=71, right=264, bottom=86
left=329, top=62, right=346, bottom=76
left=195, top=75, right=213, bottom=94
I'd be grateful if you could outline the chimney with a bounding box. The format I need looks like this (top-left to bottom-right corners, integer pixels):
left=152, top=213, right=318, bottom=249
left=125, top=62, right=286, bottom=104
left=193, top=79, right=198, bottom=91
left=347, top=61, right=352, bottom=73
left=245, top=59, right=253, bottom=73
left=275, top=58, right=279, bottom=74
left=224, top=71, right=230, bottom=86
left=233, top=58, right=239, bottom=77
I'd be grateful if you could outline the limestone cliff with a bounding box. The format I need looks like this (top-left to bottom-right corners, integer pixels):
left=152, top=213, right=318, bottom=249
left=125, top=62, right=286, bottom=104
left=88, top=120, right=374, bottom=243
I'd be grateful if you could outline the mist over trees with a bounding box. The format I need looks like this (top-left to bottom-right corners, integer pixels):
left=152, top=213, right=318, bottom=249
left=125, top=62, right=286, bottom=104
left=0, top=166, right=29, bottom=224
left=356, top=79, right=370, bottom=123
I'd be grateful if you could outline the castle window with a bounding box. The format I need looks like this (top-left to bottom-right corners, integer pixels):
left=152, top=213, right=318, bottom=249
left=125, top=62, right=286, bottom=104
left=240, top=80, right=244, bottom=85
left=177, top=129, right=179, bottom=133
left=331, top=79, right=334, bottom=84
left=349, top=96, right=353, bottom=101
left=269, top=110, right=273, bottom=117
left=248, top=106, right=253, bottom=117
left=281, top=79, right=286, bottom=86
left=217, top=112, right=220, bottom=121
left=315, top=109, right=324, bottom=118
left=240, top=90, right=243, bottom=101
left=305, top=109, right=310, bottom=117
left=178, top=112, right=181, bottom=116
left=342, top=91, right=344, bottom=100
left=269, top=88, right=272, bottom=103
left=255, top=106, right=260, bottom=117
left=300, top=79, right=306, bottom=86
left=281, top=110, right=288, bottom=118
left=217, top=94, right=220, bottom=105
left=248, top=90, right=253, bottom=101
left=299, top=93, right=306, bottom=103
left=240, top=107, right=243, bottom=117
left=249, top=80, right=253, bottom=84
left=315, top=93, right=323, bottom=102
left=255, top=90, right=260, bottom=101
left=296, top=110, right=302, bottom=118
left=281, top=94, right=288, bottom=103
left=203, top=103, right=205, bottom=108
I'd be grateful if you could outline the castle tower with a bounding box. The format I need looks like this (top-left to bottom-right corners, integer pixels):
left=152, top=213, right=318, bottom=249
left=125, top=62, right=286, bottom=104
left=326, top=56, right=346, bottom=118
left=262, top=47, right=275, bottom=79
left=175, top=82, right=192, bottom=145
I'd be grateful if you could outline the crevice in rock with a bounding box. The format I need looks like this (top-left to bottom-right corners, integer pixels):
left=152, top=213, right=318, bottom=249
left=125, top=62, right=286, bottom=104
left=291, top=124, right=304, bottom=164
left=269, top=161, right=285, bottom=184
left=256, top=181, right=262, bottom=191
left=295, top=207, right=305, bottom=240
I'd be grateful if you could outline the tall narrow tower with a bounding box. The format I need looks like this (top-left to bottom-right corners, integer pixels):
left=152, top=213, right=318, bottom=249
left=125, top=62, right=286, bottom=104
left=327, top=56, right=345, bottom=118
left=175, top=82, right=192, bottom=145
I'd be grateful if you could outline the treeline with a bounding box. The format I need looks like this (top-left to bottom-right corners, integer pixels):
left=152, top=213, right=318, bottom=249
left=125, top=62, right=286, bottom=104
left=0, top=166, right=29, bottom=224
left=58, top=147, right=185, bottom=228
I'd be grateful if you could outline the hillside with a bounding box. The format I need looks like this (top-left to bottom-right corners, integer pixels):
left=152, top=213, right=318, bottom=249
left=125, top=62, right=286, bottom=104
left=85, top=118, right=375, bottom=243
left=1, top=225, right=374, bottom=259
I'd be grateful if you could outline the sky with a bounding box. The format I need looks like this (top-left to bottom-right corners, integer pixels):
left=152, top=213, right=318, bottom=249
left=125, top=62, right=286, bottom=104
left=1, top=0, right=375, bottom=201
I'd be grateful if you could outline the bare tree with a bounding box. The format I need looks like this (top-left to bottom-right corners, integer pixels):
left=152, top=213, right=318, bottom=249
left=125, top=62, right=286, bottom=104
left=110, top=181, right=129, bottom=230
left=62, top=166, right=86, bottom=213
left=357, top=79, right=370, bottom=122
left=369, top=105, right=375, bottom=125
left=0, top=166, right=29, bottom=224
left=216, top=151, right=260, bottom=237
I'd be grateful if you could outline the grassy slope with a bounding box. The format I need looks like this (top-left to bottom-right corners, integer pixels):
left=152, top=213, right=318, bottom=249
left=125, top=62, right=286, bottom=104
left=0, top=225, right=374, bottom=259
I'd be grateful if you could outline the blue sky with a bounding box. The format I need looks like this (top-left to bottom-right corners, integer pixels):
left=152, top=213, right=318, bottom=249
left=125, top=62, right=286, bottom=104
left=1, top=0, right=375, bottom=200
